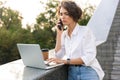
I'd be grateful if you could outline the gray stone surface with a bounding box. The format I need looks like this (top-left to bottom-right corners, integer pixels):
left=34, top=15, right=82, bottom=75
left=0, top=59, right=68, bottom=80
left=97, top=0, right=120, bottom=80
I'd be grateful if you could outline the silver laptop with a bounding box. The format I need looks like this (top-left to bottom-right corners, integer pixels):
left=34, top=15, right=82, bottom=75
left=17, top=43, right=64, bottom=69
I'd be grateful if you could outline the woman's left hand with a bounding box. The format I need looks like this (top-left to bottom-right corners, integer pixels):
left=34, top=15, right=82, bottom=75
left=47, top=58, right=64, bottom=64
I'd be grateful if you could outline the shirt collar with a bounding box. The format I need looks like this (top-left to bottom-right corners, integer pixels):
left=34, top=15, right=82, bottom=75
left=65, top=23, right=80, bottom=36
left=71, top=23, right=80, bottom=36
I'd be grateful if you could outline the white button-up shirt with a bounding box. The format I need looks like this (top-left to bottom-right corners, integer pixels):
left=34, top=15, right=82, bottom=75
left=55, top=24, right=105, bottom=80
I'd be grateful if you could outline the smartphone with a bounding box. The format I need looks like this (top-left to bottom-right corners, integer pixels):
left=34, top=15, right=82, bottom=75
left=57, top=19, right=63, bottom=30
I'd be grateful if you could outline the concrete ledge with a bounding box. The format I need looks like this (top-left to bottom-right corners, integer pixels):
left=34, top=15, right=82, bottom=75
left=0, top=59, right=68, bottom=80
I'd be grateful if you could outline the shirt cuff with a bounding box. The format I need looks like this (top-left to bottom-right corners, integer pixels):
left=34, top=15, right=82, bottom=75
left=81, top=56, right=91, bottom=66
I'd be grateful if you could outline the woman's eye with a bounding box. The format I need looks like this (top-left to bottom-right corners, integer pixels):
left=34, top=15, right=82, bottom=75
left=60, top=12, right=69, bottom=16
left=65, top=13, right=69, bottom=15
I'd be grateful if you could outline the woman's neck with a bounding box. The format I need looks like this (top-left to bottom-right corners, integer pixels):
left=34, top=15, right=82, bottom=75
left=67, top=22, right=77, bottom=37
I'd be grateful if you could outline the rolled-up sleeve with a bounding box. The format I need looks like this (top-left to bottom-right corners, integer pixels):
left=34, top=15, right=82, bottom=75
left=81, top=28, right=97, bottom=66
left=55, top=46, right=65, bottom=58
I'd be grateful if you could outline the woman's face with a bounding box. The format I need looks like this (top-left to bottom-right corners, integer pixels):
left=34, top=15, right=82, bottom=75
left=59, top=7, right=75, bottom=26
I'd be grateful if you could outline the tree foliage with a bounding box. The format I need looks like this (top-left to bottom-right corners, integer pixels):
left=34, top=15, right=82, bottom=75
left=79, top=5, right=95, bottom=25
left=33, top=0, right=59, bottom=49
left=0, top=1, right=35, bottom=64
left=0, top=7, right=22, bottom=31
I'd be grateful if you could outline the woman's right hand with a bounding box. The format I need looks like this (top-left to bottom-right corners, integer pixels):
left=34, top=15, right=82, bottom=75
left=57, top=19, right=63, bottom=30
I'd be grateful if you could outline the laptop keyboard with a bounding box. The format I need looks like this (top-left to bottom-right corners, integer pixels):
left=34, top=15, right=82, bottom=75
left=44, top=61, right=57, bottom=66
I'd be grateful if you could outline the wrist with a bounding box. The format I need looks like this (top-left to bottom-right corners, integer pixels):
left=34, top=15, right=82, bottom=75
left=67, top=58, right=70, bottom=64
left=60, top=60, right=67, bottom=64
left=60, top=59, right=71, bottom=64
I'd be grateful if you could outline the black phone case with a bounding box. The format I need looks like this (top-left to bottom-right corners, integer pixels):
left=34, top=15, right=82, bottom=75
left=57, top=19, right=63, bottom=30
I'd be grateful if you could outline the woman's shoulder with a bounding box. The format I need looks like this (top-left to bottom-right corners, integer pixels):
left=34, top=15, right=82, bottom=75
left=78, top=25, right=93, bottom=33
left=80, top=26, right=96, bottom=39
left=77, top=25, right=89, bottom=33
left=78, top=25, right=90, bottom=30
left=77, top=25, right=95, bottom=38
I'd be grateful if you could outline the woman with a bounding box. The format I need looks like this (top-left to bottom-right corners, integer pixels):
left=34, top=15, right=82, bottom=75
left=48, top=0, right=104, bottom=80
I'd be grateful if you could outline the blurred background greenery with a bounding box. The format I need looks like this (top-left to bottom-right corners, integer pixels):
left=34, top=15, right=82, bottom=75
left=0, top=0, right=95, bottom=64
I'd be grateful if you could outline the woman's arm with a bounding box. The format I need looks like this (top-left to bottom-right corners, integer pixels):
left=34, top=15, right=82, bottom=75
left=48, top=58, right=84, bottom=65
left=81, top=28, right=97, bottom=66
left=55, top=29, right=63, bottom=52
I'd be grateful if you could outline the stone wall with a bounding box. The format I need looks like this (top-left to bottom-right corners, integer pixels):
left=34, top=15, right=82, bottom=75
left=97, top=1, right=120, bottom=80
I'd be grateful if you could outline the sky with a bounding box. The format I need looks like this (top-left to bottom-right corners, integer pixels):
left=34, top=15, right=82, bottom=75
left=0, top=0, right=101, bottom=28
